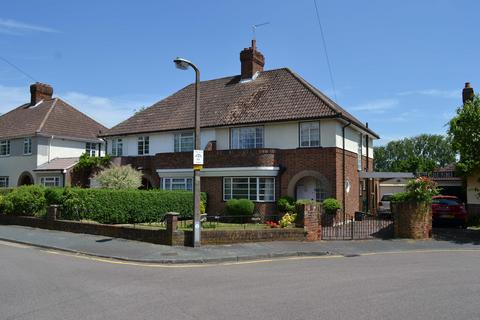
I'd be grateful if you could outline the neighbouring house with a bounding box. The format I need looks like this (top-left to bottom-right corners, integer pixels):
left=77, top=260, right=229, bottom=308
left=419, top=164, right=465, bottom=201
left=101, top=40, right=379, bottom=217
left=0, top=83, right=107, bottom=188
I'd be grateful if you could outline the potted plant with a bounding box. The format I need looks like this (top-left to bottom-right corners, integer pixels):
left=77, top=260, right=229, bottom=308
left=322, top=198, right=341, bottom=226
left=391, top=177, right=439, bottom=239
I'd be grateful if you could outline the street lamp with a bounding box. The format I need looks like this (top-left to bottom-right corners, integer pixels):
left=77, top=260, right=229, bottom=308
left=173, top=57, right=201, bottom=247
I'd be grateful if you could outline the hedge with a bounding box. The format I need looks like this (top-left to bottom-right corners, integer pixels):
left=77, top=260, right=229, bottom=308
left=1, top=186, right=207, bottom=224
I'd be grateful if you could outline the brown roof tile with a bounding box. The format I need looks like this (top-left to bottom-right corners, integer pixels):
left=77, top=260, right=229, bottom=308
left=103, top=68, right=379, bottom=138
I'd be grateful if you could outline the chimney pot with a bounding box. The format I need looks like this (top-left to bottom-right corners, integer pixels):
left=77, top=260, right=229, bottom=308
left=30, top=82, right=53, bottom=105
left=240, top=40, right=265, bottom=80
left=462, top=82, right=474, bottom=104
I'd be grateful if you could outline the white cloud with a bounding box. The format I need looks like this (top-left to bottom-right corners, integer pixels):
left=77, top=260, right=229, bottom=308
left=0, top=84, right=29, bottom=113
left=349, top=99, right=399, bottom=113
left=397, top=89, right=459, bottom=99
left=0, top=18, right=59, bottom=35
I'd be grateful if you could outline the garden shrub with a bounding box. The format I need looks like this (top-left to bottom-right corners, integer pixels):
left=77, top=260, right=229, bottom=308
left=45, top=187, right=66, bottom=205
left=322, top=198, right=341, bottom=214
left=93, top=164, right=142, bottom=189
left=224, top=199, right=255, bottom=217
left=295, top=199, right=319, bottom=206
left=277, top=196, right=295, bottom=213
left=391, top=177, right=439, bottom=204
left=3, top=185, right=47, bottom=217
left=0, top=188, right=13, bottom=196
left=0, top=195, right=5, bottom=214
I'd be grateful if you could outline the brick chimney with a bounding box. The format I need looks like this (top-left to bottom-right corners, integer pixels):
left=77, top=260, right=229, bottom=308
left=30, top=82, right=53, bottom=105
left=462, top=82, right=474, bottom=104
left=240, top=40, right=265, bottom=80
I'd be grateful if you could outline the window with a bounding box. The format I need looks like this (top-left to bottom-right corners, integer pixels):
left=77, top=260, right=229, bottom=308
left=231, top=127, right=264, bottom=149
left=0, top=177, right=9, bottom=188
left=0, top=140, right=10, bottom=156
left=357, top=133, right=363, bottom=171
left=161, top=178, right=192, bottom=191
left=300, top=122, right=320, bottom=147
left=174, top=132, right=194, bottom=152
left=223, top=177, right=275, bottom=202
left=86, top=142, right=97, bottom=157
left=315, top=180, right=327, bottom=202
left=111, top=138, right=123, bottom=156
left=138, top=136, right=149, bottom=155
left=23, top=137, right=32, bottom=155
left=40, top=176, right=60, bottom=187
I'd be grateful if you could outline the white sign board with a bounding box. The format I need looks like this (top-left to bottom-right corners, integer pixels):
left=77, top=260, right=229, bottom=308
left=193, top=150, right=204, bottom=165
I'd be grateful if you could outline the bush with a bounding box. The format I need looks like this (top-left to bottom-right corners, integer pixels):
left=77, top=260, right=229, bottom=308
left=60, top=188, right=207, bottom=224
left=3, top=185, right=47, bottom=217
left=93, top=164, right=142, bottom=189
left=322, top=198, right=341, bottom=213
left=0, top=188, right=13, bottom=196
left=277, top=196, right=295, bottom=213
left=279, top=212, right=297, bottom=228
left=224, top=199, right=255, bottom=217
left=295, top=199, right=320, bottom=206
left=468, top=214, right=480, bottom=227
left=0, top=195, right=5, bottom=214
left=391, top=177, right=440, bottom=204
left=45, top=187, right=65, bottom=205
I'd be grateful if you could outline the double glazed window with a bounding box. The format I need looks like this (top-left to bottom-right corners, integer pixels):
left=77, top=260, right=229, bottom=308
left=111, top=138, right=123, bottom=156
left=357, top=133, right=363, bottom=171
left=0, top=140, right=10, bottom=156
left=23, top=137, right=32, bottom=155
left=161, top=178, right=192, bottom=191
left=86, top=142, right=97, bottom=157
left=223, top=177, right=275, bottom=202
left=0, top=177, right=9, bottom=188
left=138, top=136, right=149, bottom=155
left=174, top=132, right=194, bottom=152
left=231, top=127, right=264, bottom=149
left=40, top=176, right=60, bottom=187
left=300, top=122, right=320, bottom=147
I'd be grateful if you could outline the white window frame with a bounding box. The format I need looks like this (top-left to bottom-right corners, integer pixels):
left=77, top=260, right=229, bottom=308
left=357, top=133, right=363, bottom=171
left=0, top=176, right=9, bottom=188
left=86, top=142, right=97, bottom=157
left=111, top=138, right=123, bottom=156
left=230, top=126, right=264, bottom=149
left=174, top=131, right=194, bottom=152
left=40, top=176, right=60, bottom=187
left=161, top=178, right=193, bottom=191
left=23, top=137, right=32, bottom=155
left=0, top=140, right=10, bottom=156
left=223, top=177, right=275, bottom=202
left=299, top=121, right=320, bottom=147
left=138, top=136, right=150, bottom=155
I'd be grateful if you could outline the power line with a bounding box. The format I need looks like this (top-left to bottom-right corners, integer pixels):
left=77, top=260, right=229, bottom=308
left=313, top=0, right=337, bottom=102
left=0, top=55, right=37, bottom=82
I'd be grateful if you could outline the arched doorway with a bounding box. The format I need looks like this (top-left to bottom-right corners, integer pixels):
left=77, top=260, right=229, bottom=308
left=287, top=170, right=332, bottom=202
left=18, top=171, right=34, bottom=186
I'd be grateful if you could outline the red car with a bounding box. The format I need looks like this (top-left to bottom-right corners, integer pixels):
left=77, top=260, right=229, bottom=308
left=431, top=196, right=468, bottom=228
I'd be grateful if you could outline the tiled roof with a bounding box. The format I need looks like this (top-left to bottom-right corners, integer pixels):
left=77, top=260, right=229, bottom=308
left=0, top=98, right=107, bottom=140
left=34, top=157, right=79, bottom=171
left=103, top=68, right=379, bottom=138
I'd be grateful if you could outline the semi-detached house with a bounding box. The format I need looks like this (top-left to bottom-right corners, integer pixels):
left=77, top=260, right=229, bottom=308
left=0, top=83, right=106, bottom=188
left=102, top=41, right=380, bottom=217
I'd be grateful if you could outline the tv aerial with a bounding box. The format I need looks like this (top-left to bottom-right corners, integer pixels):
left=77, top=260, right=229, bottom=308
left=252, top=22, right=270, bottom=40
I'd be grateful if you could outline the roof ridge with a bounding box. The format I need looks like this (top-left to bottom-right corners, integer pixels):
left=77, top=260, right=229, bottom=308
left=36, top=98, right=58, bottom=133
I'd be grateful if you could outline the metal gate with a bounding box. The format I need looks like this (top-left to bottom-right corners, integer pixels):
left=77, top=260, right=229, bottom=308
left=321, top=212, right=394, bottom=240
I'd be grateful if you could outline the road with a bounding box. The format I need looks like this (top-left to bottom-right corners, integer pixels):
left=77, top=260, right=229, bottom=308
left=1, top=240, right=479, bottom=320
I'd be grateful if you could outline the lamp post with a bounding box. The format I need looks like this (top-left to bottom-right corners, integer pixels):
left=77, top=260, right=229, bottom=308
left=173, top=57, right=201, bottom=247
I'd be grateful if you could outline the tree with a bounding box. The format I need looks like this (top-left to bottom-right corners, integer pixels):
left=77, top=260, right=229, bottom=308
left=93, top=165, right=142, bottom=189
left=448, top=95, right=480, bottom=175
left=374, top=134, right=455, bottom=174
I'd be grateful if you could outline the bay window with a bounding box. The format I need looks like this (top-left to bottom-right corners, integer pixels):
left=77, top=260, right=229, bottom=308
left=40, top=176, right=60, bottom=187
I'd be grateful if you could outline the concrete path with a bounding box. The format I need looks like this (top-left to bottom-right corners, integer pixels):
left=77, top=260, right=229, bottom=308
left=0, top=224, right=479, bottom=263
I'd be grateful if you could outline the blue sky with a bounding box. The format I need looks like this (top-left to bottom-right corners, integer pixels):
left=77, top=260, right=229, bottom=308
left=0, top=0, right=477, bottom=144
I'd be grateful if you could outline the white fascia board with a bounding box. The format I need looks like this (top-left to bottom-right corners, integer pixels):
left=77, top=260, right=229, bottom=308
left=156, top=166, right=280, bottom=178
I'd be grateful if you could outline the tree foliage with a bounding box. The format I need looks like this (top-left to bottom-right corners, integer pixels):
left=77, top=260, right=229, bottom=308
left=374, top=134, right=455, bottom=174
left=93, top=164, right=142, bottom=189
left=448, top=95, right=480, bottom=175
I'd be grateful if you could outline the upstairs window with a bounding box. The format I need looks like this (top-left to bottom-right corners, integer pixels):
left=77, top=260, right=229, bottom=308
left=0, top=140, right=10, bottom=156
left=138, top=136, right=149, bottom=155
left=300, top=122, right=320, bottom=147
left=231, top=126, right=264, bottom=149
left=111, top=138, right=123, bottom=156
left=174, top=132, right=194, bottom=152
left=23, top=137, right=32, bottom=155
left=86, top=142, right=97, bottom=157
left=0, top=177, right=9, bottom=188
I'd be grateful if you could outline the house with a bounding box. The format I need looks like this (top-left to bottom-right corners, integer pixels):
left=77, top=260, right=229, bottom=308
left=101, top=40, right=379, bottom=217
left=0, top=83, right=107, bottom=188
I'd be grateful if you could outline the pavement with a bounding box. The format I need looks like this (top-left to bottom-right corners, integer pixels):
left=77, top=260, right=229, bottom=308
left=1, top=224, right=479, bottom=264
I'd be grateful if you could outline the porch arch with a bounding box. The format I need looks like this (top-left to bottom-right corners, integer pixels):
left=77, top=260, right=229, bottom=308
left=286, top=170, right=332, bottom=200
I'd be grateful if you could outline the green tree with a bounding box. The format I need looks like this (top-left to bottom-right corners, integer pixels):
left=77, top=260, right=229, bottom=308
left=93, top=165, right=142, bottom=189
left=374, top=134, right=455, bottom=174
left=448, top=95, right=480, bottom=175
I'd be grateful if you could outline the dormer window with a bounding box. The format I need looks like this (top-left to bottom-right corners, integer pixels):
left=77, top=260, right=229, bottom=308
left=23, top=137, right=32, bottom=155
left=0, top=140, right=10, bottom=156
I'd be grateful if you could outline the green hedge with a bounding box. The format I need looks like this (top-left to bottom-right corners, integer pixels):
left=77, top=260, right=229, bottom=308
left=1, top=186, right=207, bottom=224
